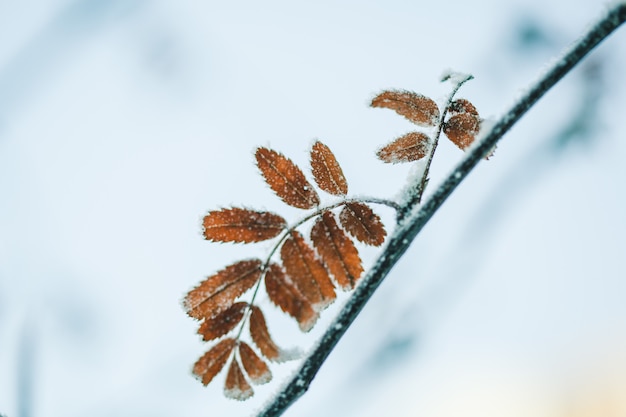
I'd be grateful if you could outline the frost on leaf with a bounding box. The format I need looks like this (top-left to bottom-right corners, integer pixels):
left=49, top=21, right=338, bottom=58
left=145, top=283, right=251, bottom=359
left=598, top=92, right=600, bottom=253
left=202, top=208, right=286, bottom=243
left=264, top=263, right=319, bottom=332
left=443, top=113, right=481, bottom=151
left=256, top=147, right=320, bottom=209
left=197, top=302, right=248, bottom=341
left=448, top=98, right=478, bottom=116
left=184, top=259, right=262, bottom=320
left=340, top=202, right=386, bottom=246
left=371, top=90, right=440, bottom=127
left=280, top=230, right=336, bottom=311
left=311, top=211, right=363, bottom=290
left=224, top=359, right=253, bottom=401
left=238, top=342, right=272, bottom=385
left=377, top=132, right=430, bottom=164
left=310, top=141, right=348, bottom=196
left=193, top=338, right=236, bottom=386
left=249, top=306, right=291, bottom=362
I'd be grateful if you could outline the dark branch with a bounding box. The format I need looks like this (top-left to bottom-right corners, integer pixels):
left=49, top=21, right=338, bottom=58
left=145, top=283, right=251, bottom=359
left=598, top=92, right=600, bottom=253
left=254, top=3, right=626, bottom=416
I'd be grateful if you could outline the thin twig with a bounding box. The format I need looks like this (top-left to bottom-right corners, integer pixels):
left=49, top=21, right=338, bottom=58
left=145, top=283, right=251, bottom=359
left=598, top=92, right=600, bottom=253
left=254, top=3, right=626, bottom=416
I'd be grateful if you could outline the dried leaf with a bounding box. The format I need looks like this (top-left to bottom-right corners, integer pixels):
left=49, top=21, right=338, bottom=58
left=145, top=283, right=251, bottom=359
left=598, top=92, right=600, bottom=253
left=202, top=208, right=286, bottom=243
left=339, top=202, right=386, bottom=246
left=443, top=113, right=481, bottom=150
left=197, top=302, right=247, bottom=341
left=448, top=98, right=479, bottom=116
left=264, top=263, right=319, bottom=332
left=238, top=342, right=272, bottom=385
left=256, top=147, right=320, bottom=209
left=224, top=358, right=253, bottom=400
left=193, top=338, right=236, bottom=386
left=371, top=90, right=440, bottom=127
left=184, top=259, right=262, bottom=320
left=310, top=141, right=348, bottom=195
left=280, top=230, right=336, bottom=311
left=311, top=211, right=363, bottom=290
left=377, top=132, right=430, bottom=163
left=249, top=306, right=285, bottom=361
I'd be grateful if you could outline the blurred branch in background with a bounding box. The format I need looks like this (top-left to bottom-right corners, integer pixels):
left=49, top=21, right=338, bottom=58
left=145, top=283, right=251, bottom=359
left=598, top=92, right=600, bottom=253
left=17, top=319, right=36, bottom=417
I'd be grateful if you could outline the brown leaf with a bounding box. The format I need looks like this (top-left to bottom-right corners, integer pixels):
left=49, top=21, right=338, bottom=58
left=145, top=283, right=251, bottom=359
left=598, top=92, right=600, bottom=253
left=371, top=90, right=440, bottom=127
left=280, top=230, right=336, bottom=311
left=339, top=202, right=386, bottom=246
left=377, top=132, right=430, bottom=163
left=202, top=208, right=286, bottom=243
left=264, top=263, right=319, bottom=332
left=238, top=342, right=272, bottom=385
left=249, top=306, right=287, bottom=361
left=311, top=211, right=363, bottom=290
left=193, top=338, right=236, bottom=386
left=310, top=141, right=348, bottom=195
left=256, top=147, right=320, bottom=209
left=184, top=259, right=262, bottom=320
left=224, top=358, right=253, bottom=401
left=443, top=113, right=481, bottom=151
left=448, top=98, right=479, bottom=116
left=197, top=302, right=247, bottom=341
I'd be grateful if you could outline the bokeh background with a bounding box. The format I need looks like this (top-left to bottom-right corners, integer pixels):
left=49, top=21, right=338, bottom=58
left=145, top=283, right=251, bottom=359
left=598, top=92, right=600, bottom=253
left=1, top=1, right=625, bottom=416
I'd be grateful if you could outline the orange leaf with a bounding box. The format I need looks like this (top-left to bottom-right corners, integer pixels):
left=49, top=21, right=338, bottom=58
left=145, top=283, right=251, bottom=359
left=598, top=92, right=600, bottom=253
left=249, top=306, right=288, bottom=361
left=193, top=338, right=236, bottom=386
left=339, top=202, right=386, bottom=246
left=311, top=211, right=363, bottom=290
left=280, top=230, right=336, bottom=311
left=448, top=98, right=479, bottom=116
left=184, top=259, right=262, bottom=320
left=202, top=208, right=286, bottom=243
left=238, top=342, right=272, bottom=385
left=264, top=263, right=319, bottom=332
left=224, top=358, right=253, bottom=401
left=197, top=302, right=247, bottom=341
left=310, top=141, right=348, bottom=195
left=256, top=147, right=320, bottom=209
left=377, top=132, right=430, bottom=163
left=371, top=90, right=440, bottom=127
left=443, top=113, right=481, bottom=150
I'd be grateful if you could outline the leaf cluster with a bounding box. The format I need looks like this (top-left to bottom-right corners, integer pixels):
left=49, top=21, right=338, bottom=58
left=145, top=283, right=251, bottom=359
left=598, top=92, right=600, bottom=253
left=184, top=141, right=387, bottom=399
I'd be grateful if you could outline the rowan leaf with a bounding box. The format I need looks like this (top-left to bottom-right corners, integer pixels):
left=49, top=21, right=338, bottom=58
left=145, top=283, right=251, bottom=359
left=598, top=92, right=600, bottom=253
left=256, top=147, right=320, bottom=209
left=371, top=90, right=440, bottom=127
left=249, top=306, right=290, bottom=362
left=192, top=338, right=236, bottom=386
left=202, top=208, right=286, bottom=243
left=443, top=113, right=481, bottom=151
left=311, top=211, right=363, bottom=290
left=377, top=131, right=430, bottom=164
left=238, top=342, right=272, bottom=385
left=310, top=141, right=348, bottom=195
left=184, top=259, right=262, bottom=320
left=340, top=202, right=386, bottom=246
left=448, top=98, right=479, bottom=116
left=280, top=230, right=336, bottom=311
left=224, top=358, right=253, bottom=401
left=197, top=302, right=248, bottom=341
left=264, top=263, right=319, bottom=332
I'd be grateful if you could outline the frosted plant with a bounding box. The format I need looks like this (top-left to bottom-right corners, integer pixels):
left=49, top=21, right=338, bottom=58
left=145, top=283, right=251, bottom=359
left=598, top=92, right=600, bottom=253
left=182, top=2, right=626, bottom=416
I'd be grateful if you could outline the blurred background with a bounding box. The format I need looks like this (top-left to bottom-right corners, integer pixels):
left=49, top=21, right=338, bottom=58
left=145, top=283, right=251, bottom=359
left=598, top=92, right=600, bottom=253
left=1, top=1, right=625, bottom=416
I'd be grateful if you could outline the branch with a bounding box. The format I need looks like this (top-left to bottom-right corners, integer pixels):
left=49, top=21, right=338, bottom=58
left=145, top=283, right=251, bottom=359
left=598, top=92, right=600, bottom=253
left=254, top=3, right=626, bottom=416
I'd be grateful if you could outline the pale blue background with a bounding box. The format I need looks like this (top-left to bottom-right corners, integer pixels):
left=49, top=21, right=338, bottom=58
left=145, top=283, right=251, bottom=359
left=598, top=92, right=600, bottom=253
left=1, top=1, right=625, bottom=416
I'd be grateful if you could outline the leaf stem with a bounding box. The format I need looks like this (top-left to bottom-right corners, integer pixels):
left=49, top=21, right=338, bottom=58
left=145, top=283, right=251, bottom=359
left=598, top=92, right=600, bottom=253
left=254, top=3, right=626, bottom=416
left=233, top=196, right=400, bottom=342
left=397, top=73, right=474, bottom=220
